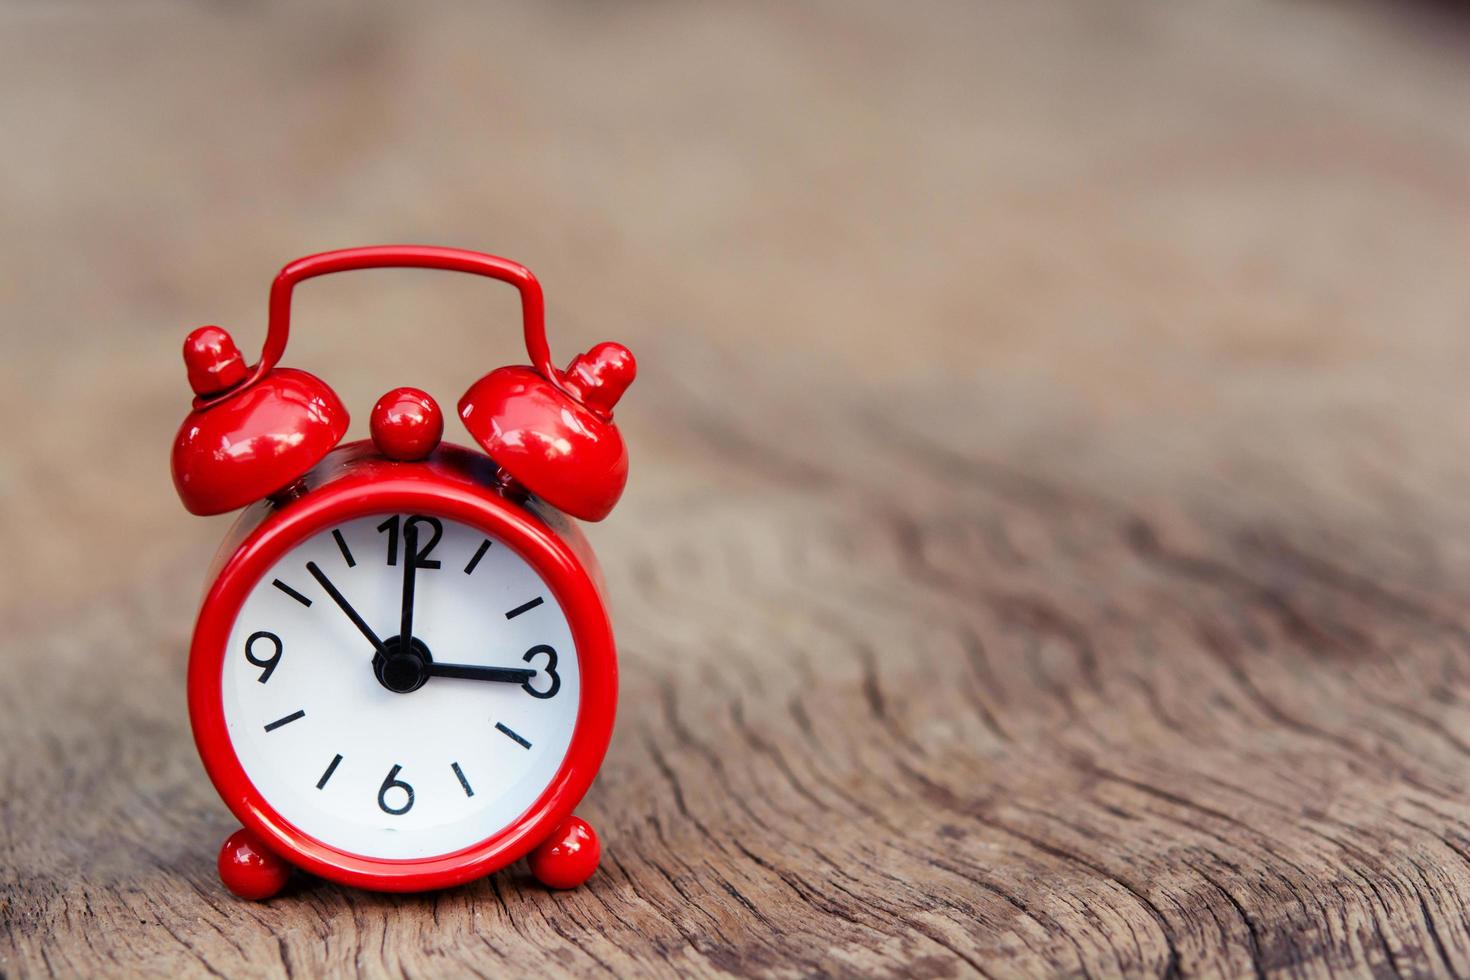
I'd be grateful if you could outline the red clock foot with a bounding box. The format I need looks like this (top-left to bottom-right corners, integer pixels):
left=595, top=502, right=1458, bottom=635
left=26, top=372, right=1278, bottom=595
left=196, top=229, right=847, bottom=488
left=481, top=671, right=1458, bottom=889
left=528, top=816, right=601, bottom=889
left=218, top=828, right=292, bottom=900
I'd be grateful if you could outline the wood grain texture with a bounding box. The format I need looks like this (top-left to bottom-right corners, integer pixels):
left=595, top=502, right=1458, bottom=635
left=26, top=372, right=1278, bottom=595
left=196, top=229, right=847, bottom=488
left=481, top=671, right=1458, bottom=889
left=5, top=0, right=1470, bottom=976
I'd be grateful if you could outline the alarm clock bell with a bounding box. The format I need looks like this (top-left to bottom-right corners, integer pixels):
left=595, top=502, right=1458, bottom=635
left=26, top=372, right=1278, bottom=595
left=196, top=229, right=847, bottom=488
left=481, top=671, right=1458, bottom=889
left=171, top=326, right=348, bottom=516
left=459, top=340, right=635, bottom=522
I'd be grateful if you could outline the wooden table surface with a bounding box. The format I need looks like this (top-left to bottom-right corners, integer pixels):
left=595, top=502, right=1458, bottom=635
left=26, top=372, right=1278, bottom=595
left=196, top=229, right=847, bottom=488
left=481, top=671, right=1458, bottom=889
left=5, top=1, right=1470, bottom=976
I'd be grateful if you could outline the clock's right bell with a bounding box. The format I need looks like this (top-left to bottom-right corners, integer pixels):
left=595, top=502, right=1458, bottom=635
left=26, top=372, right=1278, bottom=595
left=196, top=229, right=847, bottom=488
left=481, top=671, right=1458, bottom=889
left=459, top=341, right=635, bottom=522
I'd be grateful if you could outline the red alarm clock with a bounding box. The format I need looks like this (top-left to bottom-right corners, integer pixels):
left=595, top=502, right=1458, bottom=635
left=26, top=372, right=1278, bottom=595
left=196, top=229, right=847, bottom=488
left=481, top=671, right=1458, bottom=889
left=170, top=246, right=634, bottom=900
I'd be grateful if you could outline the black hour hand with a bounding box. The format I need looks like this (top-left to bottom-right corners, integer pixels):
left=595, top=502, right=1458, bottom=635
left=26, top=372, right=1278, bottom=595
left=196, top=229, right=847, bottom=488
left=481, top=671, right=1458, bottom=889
left=425, top=662, right=537, bottom=684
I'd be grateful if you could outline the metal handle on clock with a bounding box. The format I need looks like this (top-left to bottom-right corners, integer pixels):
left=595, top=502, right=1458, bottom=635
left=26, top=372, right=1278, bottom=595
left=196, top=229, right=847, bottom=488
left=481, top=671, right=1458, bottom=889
left=227, top=245, right=562, bottom=403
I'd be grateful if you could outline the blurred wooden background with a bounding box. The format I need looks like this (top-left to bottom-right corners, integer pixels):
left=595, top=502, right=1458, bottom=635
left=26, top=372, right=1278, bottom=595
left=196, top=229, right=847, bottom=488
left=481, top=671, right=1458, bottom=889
left=5, top=1, right=1470, bottom=976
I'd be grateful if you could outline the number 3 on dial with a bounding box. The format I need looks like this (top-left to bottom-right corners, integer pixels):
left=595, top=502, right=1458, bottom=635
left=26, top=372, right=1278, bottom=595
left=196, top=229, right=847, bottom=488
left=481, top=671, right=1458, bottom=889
left=522, top=645, right=560, bottom=699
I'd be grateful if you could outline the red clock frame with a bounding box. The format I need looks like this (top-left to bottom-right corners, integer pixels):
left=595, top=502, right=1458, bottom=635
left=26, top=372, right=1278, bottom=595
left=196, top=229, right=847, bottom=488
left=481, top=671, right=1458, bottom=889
left=188, top=443, right=618, bottom=893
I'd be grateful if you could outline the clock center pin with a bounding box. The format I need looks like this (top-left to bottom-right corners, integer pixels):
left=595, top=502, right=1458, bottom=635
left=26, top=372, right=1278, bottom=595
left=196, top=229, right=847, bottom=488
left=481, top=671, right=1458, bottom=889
left=373, top=635, right=434, bottom=694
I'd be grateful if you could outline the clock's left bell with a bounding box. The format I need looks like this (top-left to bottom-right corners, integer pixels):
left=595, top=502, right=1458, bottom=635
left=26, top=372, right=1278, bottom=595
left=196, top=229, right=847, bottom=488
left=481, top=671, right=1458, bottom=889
left=171, top=325, right=348, bottom=515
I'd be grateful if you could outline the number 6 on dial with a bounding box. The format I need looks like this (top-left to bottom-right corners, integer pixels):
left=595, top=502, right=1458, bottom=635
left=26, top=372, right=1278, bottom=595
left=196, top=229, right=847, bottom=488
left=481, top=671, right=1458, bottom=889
left=377, top=766, right=415, bottom=816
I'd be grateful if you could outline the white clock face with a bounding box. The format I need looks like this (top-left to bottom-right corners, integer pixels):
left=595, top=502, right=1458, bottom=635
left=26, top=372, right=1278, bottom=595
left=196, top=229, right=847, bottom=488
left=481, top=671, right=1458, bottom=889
left=221, top=512, right=580, bottom=860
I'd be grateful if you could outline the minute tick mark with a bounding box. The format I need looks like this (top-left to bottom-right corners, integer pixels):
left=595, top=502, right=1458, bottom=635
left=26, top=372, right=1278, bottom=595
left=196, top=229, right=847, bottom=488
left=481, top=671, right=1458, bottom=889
left=505, top=596, right=543, bottom=620
left=272, top=579, right=313, bottom=607
left=316, top=753, right=343, bottom=789
left=495, top=722, right=532, bottom=749
left=331, top=529, right=356, bottom=568
left=451, top=761, right=474, bottom=796
left=264, top=709, right=306, bottom=732
left=464, top=539, right=491, bottom=575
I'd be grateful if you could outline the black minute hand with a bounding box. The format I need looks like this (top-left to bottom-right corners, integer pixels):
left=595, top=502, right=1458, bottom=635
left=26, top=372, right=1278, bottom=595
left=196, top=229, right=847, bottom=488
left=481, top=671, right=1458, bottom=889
left=399, top=520, right=418, bottom=647
left=424, top=662, right=537, bottom=684
left=306, top=562, right=388, bottom=656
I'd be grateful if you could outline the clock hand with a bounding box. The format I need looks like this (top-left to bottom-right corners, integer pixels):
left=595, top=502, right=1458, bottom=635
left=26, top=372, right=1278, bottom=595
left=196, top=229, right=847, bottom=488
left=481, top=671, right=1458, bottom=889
left=306, top=561, right=388, bottom=656
left=423, top=662, right=537, bottom=684
left=399, top=520, right=418, bottom=650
